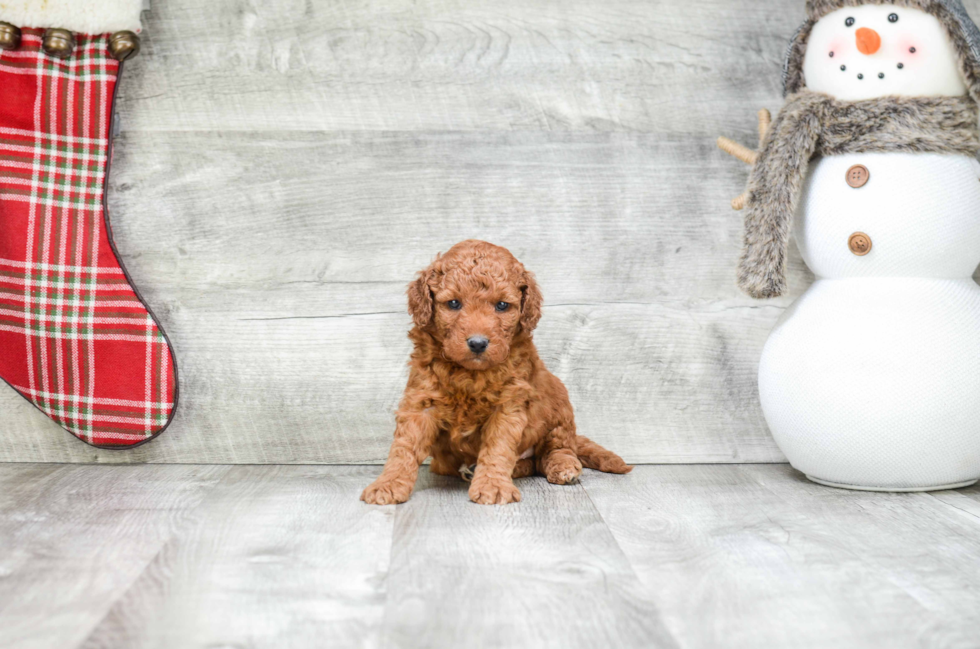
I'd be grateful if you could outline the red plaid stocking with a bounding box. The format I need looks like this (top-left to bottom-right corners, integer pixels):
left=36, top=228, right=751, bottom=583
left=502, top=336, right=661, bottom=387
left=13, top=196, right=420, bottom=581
left=0, top=27, right=178, bottom=448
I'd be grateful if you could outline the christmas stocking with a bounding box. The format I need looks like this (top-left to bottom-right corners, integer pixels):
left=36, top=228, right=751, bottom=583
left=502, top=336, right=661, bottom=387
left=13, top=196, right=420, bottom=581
left=0, top=1, right=177, bottom=448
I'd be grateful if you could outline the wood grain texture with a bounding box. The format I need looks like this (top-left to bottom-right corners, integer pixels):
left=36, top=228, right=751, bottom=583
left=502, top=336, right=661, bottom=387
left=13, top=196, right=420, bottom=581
left=2, top=0, right=978, bottom=463
left=381, top=470, right=676, bottom=649
left=80, top=466, right=394, bottom=649
left=0, top=464, right=229, bottom=649
left=5, top=464, right=979, bottom=649
left=585, top=465, right=980, bottom=649
left=119, top=0, right=793, bottom=134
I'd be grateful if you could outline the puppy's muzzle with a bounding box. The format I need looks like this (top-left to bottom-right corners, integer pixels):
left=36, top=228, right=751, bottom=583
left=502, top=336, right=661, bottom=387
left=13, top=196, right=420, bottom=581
left=467, top=336, right=489, bottom=354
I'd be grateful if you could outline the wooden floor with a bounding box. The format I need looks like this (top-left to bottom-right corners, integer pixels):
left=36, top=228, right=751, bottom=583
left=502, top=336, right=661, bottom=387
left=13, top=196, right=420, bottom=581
left=1, top=464, right=978, bottom=649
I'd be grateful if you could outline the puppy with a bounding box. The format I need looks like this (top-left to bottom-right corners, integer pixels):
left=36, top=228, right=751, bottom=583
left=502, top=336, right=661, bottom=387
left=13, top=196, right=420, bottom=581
left=361, top=240, right=632, bottom=506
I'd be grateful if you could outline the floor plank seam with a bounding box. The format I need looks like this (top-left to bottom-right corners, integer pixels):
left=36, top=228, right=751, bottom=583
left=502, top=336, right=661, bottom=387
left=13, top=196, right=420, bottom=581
left=579, top=477, right=651, bottom=587
left=72, top=466, right=235, bottom=647
left=579, top=477, right=686, bottom=649
left=923, top=492, right=980, bottom=521
left=74, top=542, right=173, bottom=649
left=377, top=491, right=400, bottom=649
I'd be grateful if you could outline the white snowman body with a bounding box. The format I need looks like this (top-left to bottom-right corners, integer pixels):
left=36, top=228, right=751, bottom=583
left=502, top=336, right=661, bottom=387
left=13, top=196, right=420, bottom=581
left=757, top=5, right=980, bottom=489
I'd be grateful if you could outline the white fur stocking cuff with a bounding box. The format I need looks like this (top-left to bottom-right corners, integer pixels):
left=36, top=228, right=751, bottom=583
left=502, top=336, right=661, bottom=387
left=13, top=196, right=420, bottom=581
left=0, top=0, right=143, bottom=34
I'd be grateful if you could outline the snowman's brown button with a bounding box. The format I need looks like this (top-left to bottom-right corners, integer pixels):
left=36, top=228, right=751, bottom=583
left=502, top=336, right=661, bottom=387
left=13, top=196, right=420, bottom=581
left=846, top=164, right=870, bottom=188
left=848, top=232, right=872, bottom=256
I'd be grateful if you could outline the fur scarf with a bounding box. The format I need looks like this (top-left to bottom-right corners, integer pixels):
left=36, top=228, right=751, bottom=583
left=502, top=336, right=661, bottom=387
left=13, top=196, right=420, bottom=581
left=738, top=91, right=980, bottom=299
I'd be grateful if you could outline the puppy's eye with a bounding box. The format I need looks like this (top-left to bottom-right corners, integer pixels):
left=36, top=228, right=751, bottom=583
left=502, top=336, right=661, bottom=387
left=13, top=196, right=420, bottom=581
left=888, top=13, right=899, bottom=23
left=446, top=300, right=462, bottom=310
left=845, top=17, right=855, bottom=27
left=495, top=301, right=510, bottom=312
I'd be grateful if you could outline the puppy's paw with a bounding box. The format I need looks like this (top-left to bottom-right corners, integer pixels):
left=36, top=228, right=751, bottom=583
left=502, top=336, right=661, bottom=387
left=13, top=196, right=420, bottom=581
left=361, top=478, right=413, bottom=505
left=544, top=455, right=583, bottom=485
left=468, top=475, right=522, bottom=505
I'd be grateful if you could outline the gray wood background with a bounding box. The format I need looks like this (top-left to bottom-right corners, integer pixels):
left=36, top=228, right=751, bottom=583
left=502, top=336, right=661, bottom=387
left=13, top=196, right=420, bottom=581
left=3, top=0, right=975, bottom=464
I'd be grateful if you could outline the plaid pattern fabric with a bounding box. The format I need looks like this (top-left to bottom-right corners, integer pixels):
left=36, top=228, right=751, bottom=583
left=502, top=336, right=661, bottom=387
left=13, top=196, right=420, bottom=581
left=0, top=29, right=176, bottom=447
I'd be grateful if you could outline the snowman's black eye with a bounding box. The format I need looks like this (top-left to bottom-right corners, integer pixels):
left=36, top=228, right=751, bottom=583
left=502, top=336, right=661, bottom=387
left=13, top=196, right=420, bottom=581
left=889, top=13, right=899, bottom=23
left=845, top=17, right=855, bottom=27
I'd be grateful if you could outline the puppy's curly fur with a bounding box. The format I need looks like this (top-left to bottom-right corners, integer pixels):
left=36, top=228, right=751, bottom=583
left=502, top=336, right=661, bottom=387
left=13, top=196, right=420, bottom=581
left=361, top=240, right=632, bottom=506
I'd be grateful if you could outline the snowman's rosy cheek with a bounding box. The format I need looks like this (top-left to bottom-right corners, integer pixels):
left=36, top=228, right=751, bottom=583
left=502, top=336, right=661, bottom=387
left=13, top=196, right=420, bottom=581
left=895, top=36, right=922, bottom=67
left=827, top=37, right=850, bottom=59
left=896, top=34, right=918, bottom=53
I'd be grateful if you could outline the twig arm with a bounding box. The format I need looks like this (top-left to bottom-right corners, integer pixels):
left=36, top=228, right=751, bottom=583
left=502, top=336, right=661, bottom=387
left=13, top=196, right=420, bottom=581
left=719, top=107, right=772, bottom=210
left=757, top=109, right=771, bottom=145
left=731, top=192, right=748, bottom=211
left=717, top=136, right=758, bottom=165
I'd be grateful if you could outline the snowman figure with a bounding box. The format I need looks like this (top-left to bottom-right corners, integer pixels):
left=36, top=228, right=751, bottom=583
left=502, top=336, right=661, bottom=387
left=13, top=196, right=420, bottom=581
left=720, top=0, right=980, bottom=490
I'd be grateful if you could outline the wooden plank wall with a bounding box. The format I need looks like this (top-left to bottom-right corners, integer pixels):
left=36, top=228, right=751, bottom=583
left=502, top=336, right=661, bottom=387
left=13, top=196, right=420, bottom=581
left=5, top=0, right=972, bottom=464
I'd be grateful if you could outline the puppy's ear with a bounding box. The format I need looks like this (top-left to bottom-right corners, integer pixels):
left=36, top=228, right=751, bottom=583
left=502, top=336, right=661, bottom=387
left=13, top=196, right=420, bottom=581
left=407, top=268, right=435, bottom=329
left=519, top=271, right=543, bottom=333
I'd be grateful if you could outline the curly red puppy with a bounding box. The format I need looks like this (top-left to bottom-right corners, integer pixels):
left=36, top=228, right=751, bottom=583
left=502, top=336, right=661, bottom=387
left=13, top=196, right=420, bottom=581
left=362, top=240, right=632, bottom=506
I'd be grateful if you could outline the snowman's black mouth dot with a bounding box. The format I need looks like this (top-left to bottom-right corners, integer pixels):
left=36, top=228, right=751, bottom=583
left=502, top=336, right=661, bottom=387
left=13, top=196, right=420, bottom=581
left=879, top=73, right=885, bottom=79
left=841, top=65, right=847, bottom=71
left=898, top=63, right=905, bottom=69
left=910, top=47, right=917, bottom=53
left=857, top=73, right=864, bottom=80
left=829, top=51, right=835, bottom=58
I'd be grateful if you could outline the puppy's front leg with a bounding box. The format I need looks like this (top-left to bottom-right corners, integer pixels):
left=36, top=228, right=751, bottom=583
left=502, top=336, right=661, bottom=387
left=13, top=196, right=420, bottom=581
left=361, top=408, right=438, bottom=505
left=469, top=408, right=527, bottom=505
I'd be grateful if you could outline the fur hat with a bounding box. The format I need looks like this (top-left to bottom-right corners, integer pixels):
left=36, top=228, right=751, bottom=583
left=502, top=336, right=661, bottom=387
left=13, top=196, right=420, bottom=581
left=782, top=0, right=980, bottom=100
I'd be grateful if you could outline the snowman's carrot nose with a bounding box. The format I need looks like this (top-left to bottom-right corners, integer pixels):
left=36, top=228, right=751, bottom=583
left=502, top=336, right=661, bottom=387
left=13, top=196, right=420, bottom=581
left=856, top=27, right=882, bottom=55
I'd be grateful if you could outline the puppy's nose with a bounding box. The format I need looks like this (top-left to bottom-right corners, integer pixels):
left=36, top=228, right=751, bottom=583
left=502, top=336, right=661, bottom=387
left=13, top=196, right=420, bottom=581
left=467, top=336, right=489, bottom=354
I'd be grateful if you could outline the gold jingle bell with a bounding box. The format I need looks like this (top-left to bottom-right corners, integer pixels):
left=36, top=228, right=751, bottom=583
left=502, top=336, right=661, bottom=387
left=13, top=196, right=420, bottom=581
left=0, top=22, right=21, bottom=51
left=108, top=31, right=140, bottom=62
left=42, top=28, right=75, bottom=58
